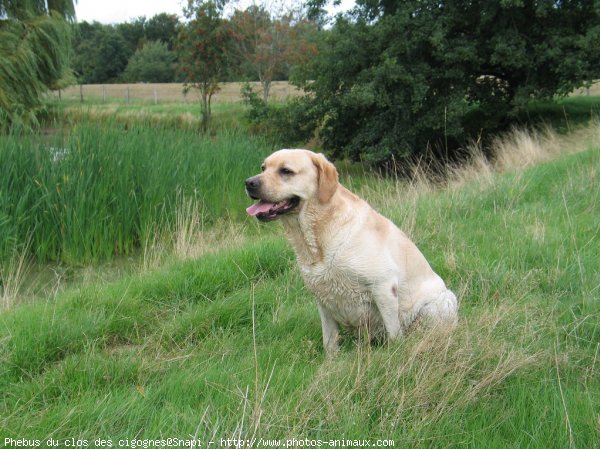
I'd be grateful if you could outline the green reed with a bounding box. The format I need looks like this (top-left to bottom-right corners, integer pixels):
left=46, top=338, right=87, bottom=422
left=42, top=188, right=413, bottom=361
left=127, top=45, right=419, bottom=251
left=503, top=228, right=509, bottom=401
left=0, top=120, right=273, bottom=264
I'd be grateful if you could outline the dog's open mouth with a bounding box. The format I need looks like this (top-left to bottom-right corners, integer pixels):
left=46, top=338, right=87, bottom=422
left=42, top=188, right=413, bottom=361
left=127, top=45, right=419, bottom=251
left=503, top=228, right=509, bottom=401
left=246, top=197, right=300, bottom=221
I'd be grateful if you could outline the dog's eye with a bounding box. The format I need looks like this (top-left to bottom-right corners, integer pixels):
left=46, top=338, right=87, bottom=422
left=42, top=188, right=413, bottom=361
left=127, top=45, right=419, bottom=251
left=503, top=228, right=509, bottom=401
left=261, top=165, right=266, bottom=172
left=279, top=167, right=294, bottom=176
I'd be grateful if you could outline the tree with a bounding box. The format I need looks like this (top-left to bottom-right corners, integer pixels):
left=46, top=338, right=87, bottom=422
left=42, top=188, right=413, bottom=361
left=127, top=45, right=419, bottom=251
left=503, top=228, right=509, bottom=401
left=299, top=0, right=600, bottom=165
left=92, top=26, right=131, bottom=83
left=116, top=17, right=146, bottom=55
left=145, top=13, right=180, bottom=50
left=72, top=22, right=132, bottom=83
left=123, top=40, right=176, bottom=83
left=229, top=5, right=318, bottom=103
left=0, top=0, right=74, bottom=123
left=178, top=0, right=232, bottom=130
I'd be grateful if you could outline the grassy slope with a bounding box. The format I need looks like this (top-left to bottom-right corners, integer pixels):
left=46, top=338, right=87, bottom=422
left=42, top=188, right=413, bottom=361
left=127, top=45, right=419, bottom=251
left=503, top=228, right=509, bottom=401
left=1, top=148, right=599, bottom=447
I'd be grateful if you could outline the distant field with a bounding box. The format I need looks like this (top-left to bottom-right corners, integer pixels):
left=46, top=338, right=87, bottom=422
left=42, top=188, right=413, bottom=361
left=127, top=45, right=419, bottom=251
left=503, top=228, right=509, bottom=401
left=571, top=80, right=600, bottom=96
left=53, top=81, right=302, bottom=104
left=51, top=80, right=599, bottom=104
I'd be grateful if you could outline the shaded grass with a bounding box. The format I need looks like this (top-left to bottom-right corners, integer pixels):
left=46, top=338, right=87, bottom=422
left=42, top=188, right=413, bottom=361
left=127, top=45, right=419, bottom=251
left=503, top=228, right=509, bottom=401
left=520, top=96, right=600, bottom=132
left=1, top=142, right=598, bottom=446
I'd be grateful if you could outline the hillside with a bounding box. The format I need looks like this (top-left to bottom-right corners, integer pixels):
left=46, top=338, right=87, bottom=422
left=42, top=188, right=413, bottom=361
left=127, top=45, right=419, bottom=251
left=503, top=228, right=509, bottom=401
left=1, top=144, right=599, bottom=447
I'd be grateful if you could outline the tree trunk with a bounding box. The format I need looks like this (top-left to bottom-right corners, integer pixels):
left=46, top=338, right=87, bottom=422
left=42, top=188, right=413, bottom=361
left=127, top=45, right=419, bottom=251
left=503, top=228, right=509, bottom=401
left=261, top=79, right=272, bottom=104
left=200, top=85, right=210, bottom=132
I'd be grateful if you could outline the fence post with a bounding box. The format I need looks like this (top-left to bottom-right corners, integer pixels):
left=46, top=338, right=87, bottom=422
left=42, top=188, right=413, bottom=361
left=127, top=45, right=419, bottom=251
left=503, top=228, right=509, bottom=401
left=126, top=86, right=130, bottom=104
left=154, top=86, right=158, bottom=105
left=80, top=84, right=83, bottom=103
left=102, top=85, right=106, bottom=102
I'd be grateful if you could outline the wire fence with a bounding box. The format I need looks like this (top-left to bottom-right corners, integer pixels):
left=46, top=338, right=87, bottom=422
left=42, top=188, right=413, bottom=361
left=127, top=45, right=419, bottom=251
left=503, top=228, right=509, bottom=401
left=51, top=81, right=302, bottom=104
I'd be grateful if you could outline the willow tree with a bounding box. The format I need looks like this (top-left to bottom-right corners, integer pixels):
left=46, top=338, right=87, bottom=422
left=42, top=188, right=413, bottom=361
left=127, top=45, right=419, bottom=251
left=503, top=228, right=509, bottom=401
left=0, top=0, right=75, bottom=124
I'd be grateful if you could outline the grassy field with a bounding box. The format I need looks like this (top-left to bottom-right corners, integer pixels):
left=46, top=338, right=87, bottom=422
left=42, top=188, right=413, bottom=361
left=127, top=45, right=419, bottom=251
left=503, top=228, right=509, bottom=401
left=523, top=96, right=600, bottom=132
left=48, top=91, right=600, bottom=138
left=46, top=82, right=302, bottom=130
left=50, top=101, right=249, bottom=131
left=571, top=80, right=600, bottom=96
left=0, top=117, right=598, bottom=446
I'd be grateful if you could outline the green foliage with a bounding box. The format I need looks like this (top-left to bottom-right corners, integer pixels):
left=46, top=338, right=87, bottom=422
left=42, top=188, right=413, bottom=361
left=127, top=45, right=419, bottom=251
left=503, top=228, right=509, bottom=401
left=0, top=121, right=274, bottom=264
left=0, top=0, right=73, bottom=124
left=241, top=82, right=271, bottom=122
left=143, top=13, right=179, bottom=50
left=114, top=17, right=147, bottom=56
left=68, top=6, right=318, bottom=90
left=122, top=40, right=176, bottom=83
left=71, top=22, right=131, bottom=83
left=241, top=82, right=318, bottom=143
left=71, top=14, right=182, bottom=85
left=0, top=0, right=75, bottom=20
left=297, top=0, right=600, bottom=164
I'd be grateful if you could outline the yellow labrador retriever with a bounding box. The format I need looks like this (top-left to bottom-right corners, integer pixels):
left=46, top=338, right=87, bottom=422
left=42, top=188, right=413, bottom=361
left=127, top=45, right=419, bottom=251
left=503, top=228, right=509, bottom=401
left=245, top=149, right=457, bottom=353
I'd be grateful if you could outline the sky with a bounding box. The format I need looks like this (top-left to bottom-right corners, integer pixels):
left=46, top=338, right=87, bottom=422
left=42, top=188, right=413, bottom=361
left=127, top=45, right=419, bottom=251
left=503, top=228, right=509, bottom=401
left=74, top=0, right=355, bottom=24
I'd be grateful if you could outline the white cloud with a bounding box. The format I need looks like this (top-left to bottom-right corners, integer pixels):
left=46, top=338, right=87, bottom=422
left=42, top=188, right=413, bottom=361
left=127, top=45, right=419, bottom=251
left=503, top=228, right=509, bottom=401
left=75, top=0, right=355, bottom=24
left=75, top=0, right=185, bottom=24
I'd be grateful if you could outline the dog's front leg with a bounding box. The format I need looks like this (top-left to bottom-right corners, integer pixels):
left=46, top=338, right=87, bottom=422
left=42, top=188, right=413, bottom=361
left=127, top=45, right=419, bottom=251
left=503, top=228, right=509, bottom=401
left=316, top=302, right=340, bottom=354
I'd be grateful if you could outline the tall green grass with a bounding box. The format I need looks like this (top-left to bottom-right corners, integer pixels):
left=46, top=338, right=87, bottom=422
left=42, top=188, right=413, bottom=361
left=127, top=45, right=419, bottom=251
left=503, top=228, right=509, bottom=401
left=0, top=121, right=273, bottom=264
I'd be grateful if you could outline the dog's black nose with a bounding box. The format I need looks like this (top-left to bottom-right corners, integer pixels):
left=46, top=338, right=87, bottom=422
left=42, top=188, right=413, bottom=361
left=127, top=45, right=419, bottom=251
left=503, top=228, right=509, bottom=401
left=245, top=176, right=260, bottom=190
left=245, top=176, right=261, bottom=198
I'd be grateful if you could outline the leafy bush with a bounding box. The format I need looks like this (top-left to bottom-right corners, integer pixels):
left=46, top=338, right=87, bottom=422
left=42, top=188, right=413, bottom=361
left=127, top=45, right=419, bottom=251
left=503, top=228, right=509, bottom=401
left=122, top=41, right=176, bottom=83
left=241, top=83, right=317, bottom=144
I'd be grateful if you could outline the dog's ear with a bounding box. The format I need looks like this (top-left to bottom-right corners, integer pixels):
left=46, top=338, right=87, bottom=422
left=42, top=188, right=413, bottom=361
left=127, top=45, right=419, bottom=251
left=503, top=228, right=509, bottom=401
left=311, top=153, right=338, bottom=203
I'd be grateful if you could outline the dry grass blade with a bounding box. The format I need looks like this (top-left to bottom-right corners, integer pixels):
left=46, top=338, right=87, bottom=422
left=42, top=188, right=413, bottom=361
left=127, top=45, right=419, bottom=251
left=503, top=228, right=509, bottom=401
left=289, top=300, right=543, bottom=437
left=1, top=238, right=32, bottom=311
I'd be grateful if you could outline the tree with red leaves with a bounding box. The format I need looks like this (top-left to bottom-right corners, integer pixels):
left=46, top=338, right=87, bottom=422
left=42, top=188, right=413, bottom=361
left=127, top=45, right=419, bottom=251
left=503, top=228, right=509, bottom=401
left=229, top=4, right=318, bottom=103
left=178, top=0, right=232, bottom=130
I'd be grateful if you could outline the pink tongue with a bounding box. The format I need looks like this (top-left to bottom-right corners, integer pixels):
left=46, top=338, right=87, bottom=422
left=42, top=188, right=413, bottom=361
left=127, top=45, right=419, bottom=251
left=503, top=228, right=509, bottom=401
left=246, top=201, right=276, bottom=216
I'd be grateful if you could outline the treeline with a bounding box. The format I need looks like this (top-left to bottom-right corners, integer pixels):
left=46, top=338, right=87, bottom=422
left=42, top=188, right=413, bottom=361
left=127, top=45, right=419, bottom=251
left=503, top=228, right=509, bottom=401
left=72, top=14, right=180, bottom=84
left=3, top=0, right=599, bottom=165
left=71, top=8, right=318, bottom=87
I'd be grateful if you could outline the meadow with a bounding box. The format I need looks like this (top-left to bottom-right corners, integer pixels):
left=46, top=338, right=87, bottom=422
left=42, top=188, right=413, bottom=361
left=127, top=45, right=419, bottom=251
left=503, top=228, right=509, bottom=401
left=0, top=94, right=599, bottom=447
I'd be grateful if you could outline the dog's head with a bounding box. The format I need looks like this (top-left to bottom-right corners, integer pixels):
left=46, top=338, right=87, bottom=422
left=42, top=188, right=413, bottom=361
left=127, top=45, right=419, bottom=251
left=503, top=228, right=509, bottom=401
left=245, top=149, right=338, bottom=221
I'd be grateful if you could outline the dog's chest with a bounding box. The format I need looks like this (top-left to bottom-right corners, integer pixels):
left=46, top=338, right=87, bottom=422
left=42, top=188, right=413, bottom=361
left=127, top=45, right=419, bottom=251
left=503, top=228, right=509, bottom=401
left=301, top=260, right=380, bottom=328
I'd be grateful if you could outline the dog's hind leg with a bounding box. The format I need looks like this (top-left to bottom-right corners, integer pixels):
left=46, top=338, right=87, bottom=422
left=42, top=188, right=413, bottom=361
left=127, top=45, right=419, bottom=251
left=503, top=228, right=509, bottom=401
left=372, top=283, right=404, bottom=341
left=420, top=289, right=459, bottom=326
